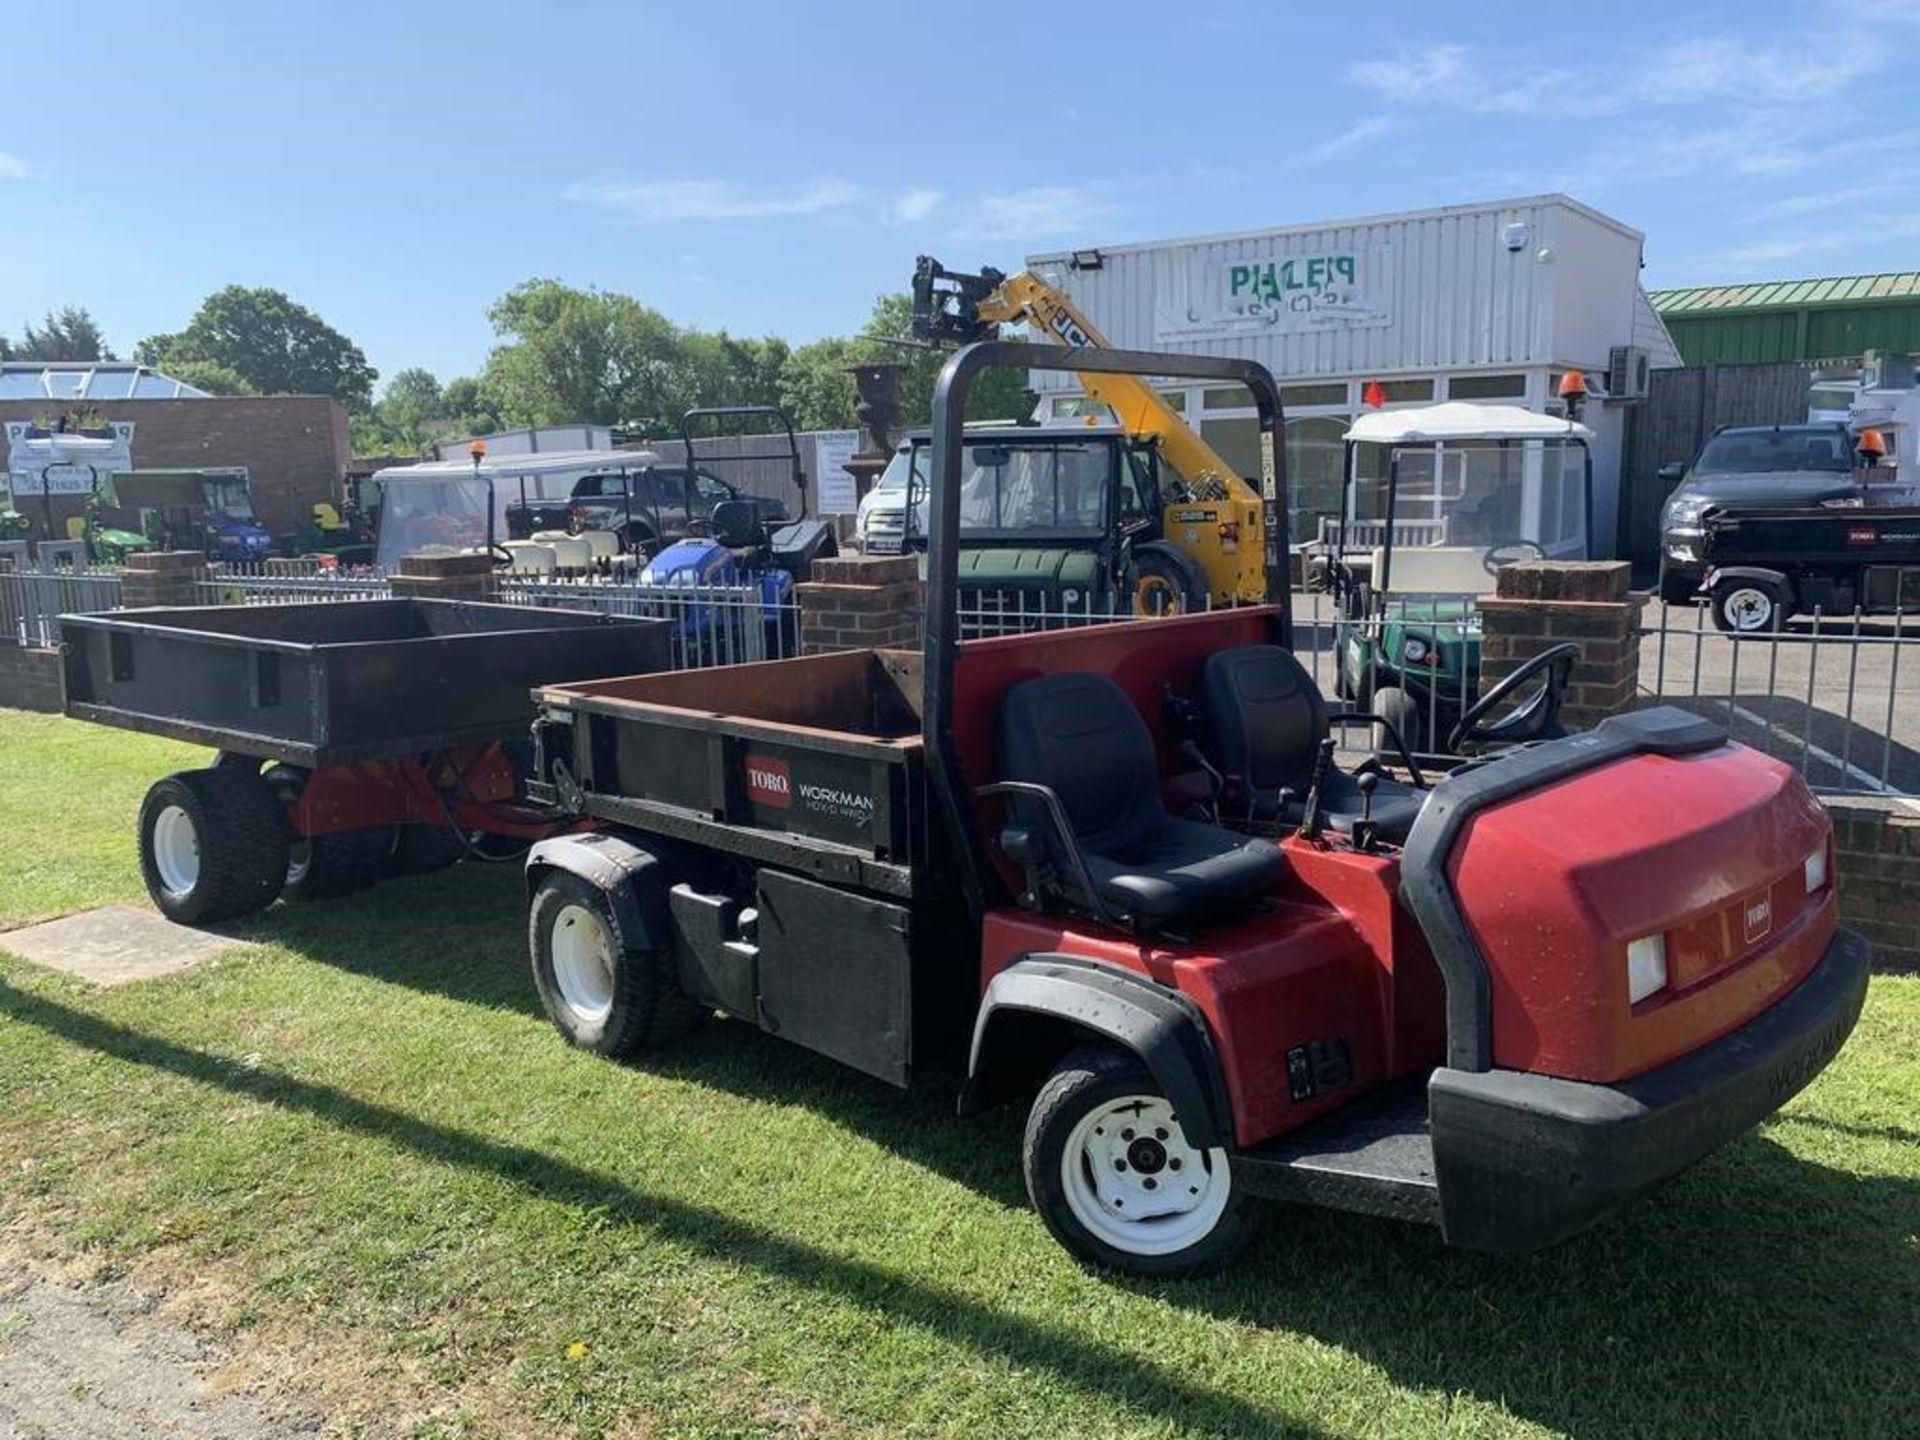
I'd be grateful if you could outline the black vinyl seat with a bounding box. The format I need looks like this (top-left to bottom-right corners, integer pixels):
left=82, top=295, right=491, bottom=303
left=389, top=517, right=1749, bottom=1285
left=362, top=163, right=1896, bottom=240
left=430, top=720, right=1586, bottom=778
left=997, top=672, right=1287, bottom=927
left=1198, top=645, right=1423, bottom=844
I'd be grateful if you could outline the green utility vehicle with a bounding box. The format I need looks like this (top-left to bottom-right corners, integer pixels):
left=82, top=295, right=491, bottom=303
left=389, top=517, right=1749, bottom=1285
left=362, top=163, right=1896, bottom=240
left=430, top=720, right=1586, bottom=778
left=1320, top=402, right=1595, bottom=755
left=861, top=422, right=1207, bottom=623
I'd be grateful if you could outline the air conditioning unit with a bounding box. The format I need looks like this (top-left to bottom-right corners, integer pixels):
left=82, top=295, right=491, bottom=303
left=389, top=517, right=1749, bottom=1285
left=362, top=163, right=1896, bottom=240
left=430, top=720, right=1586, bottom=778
left=1607, top=346, right=1650, bottom=402
left=1861, top=350, right=1916, bottom=391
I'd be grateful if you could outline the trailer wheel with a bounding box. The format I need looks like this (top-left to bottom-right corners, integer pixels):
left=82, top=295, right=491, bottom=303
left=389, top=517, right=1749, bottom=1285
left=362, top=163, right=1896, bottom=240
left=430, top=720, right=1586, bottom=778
left=387, top=823, right=468, bottom=877
left=529, top=871, right=706, bottom=1058
left=1711, top=578, right=1787, bottom=635
left=1024, top=1043, right=1251, bottom=1277
left=138, top=769, right=289, bottom=925
left=284, top=828, right=391, bottom=902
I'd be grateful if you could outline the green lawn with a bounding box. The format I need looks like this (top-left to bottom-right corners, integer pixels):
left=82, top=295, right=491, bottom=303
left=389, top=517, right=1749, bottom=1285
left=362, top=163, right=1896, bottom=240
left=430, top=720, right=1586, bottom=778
left=1, top=707, right=1916, bottom=1439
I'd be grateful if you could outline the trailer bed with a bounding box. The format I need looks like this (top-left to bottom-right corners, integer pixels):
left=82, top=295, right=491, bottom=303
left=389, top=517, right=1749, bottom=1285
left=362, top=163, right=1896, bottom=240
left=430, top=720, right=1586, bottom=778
left=62, top=598, right=673, bottom=766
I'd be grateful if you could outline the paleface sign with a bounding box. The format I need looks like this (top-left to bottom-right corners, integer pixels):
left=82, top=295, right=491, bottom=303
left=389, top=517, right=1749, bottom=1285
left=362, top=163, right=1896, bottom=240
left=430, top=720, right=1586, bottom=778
left=1154, top=248, right=1393, bottom=342
left=4, top=421, right=135, bottom=497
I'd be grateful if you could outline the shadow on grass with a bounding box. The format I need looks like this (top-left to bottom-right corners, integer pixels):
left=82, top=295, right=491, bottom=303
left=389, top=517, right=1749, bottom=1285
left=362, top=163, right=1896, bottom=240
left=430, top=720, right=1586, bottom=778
left=0, top=977, right=1338, bottom=1440
left=7, top=972, right=1917, bottom=1439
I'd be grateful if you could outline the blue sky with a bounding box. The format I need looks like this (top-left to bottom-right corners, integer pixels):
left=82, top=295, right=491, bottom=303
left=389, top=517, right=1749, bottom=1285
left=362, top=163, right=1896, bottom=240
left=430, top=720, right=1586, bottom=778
left=3, top=0, right=1916, bottom=395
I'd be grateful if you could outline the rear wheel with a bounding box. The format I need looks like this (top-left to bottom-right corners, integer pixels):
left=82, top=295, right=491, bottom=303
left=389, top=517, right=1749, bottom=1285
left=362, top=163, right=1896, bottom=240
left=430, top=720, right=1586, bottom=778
left=1024, top=1043, right=1250, bottom=1277
left=387, top=823, right=468, bottom=877
left=138, top=769, right=289, bottom=925
left=1711, top=578, right=1787, bottom=634
left=528, top=871, right=707, bottom=1058
left=283, top=827, right=391, bottom=902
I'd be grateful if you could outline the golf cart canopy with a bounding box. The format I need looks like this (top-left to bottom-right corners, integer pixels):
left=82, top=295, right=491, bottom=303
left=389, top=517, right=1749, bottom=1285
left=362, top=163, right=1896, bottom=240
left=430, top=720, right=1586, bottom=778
left=1344, top=403, right=1593, bottom=446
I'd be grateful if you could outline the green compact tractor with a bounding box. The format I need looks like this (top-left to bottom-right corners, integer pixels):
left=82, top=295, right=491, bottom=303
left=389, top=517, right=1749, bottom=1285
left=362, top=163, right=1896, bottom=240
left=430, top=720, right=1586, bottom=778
left=1320, top=402, right=1595, bottom=756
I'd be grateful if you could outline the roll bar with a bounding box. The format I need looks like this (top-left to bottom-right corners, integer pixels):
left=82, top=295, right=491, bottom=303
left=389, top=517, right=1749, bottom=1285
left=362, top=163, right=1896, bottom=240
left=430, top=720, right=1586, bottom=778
left=923, top=342, right=1290, bottom=919
left=678, top=406, right=810, bottom=519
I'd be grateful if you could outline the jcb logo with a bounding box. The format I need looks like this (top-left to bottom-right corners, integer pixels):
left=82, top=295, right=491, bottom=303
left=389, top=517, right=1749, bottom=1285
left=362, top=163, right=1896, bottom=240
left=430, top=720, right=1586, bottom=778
left=1047, top=311, right=1093, bottom=349
left=745, top=754, right=792, bottom=809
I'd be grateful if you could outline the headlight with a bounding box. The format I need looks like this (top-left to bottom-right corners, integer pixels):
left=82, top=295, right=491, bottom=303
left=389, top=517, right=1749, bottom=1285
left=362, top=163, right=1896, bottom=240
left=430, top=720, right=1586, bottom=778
left=1627, top=933, right=1669, bottom=1005
left=1662, top=495, right=1709, bottom=531
left=1402, top=635, right=1431, bottom=665
left=1805, top=843, right=1829, bottom=894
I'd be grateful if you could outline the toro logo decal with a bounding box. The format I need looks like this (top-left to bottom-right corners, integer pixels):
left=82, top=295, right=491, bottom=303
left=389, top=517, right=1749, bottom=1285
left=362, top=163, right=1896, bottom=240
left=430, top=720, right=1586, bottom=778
left=1744, top=895, right=1773, bottom=945
left=1846, top=525, right=1878, bottom=547
left=744, top=754, right=792, bottom=809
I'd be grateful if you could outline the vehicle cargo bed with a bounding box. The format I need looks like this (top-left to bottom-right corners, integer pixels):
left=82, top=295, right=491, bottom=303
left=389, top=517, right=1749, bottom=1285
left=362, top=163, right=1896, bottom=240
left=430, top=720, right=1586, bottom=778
left=62, top=598, right=673, bottom=766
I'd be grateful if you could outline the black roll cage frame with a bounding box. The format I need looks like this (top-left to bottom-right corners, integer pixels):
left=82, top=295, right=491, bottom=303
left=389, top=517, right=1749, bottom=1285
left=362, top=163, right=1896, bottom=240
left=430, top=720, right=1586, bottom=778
left=923, top=342, right=1290, bottom=920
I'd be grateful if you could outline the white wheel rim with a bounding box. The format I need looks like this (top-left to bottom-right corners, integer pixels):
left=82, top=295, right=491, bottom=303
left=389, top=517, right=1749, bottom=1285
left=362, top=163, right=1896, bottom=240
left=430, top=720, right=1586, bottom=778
left=1060, top=1095, right=1231, bottom=1257
left=151, top=804, right=201, bottom=898
left=1723, top=587, right=1773, bottom=631
left=286, top=839, right=311, bottom=886
left=550, top=903, right=615, bottom=1026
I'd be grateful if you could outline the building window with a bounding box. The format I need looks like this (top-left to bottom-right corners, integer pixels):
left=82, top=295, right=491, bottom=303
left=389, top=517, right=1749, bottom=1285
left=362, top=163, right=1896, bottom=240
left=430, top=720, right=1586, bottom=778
left=1203, top=386, right=1252, bottom=411
left=1158, top=389, right=1188, bottom=413
left=1447, top=373, right=1527, bottom=400
left=1201, top=413, right=1351, bottom=548
left=1281, top=382, right=1350, bottom=409
left=1376, top=378, right=1434, bottom=403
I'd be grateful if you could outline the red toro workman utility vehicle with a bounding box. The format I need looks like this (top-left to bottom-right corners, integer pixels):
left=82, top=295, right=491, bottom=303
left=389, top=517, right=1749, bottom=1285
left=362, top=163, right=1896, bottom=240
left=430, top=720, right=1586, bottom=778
left=523, top=343, right=1870, bottom=1275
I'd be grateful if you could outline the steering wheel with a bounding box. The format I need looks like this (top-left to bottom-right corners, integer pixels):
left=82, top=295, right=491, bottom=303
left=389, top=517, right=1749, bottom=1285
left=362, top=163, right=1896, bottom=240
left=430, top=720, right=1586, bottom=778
left=1482, top=539, right=1546, bottom=576
left=1447, top=642, right=1578, bottom=752
left=490, top=541, right=515, bottom=568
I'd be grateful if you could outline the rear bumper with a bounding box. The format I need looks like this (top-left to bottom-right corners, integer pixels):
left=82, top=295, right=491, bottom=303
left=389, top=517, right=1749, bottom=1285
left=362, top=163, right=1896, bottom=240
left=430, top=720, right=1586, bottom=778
left=1428, top=925, right=1870, bottom=1252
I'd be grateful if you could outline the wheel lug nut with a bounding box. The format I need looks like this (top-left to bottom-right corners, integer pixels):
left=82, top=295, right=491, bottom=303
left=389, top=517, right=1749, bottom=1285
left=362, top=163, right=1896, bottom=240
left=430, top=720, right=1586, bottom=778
left=1169, top=1158, right=1182, bottom=1171
left=1143, top=1178, right=1157, bottom=1190
left=1114, top=1159, right=1127, bottom=1171
left=1121, top=1128, right=1134, bottom=1141
left=1155, top=1127, right=1168, bottom=1140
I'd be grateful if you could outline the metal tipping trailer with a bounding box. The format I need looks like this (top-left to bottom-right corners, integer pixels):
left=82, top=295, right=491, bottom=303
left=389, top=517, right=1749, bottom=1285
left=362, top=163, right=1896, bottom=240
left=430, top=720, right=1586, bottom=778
left=62, top=597, right=672, bottom=921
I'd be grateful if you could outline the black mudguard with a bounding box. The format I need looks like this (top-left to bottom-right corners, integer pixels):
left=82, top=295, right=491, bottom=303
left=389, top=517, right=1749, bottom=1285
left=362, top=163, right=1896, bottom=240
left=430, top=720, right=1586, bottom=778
left=525, top=832, right=668, bottom=951
left=960, top=953, right=1233, bottom=1149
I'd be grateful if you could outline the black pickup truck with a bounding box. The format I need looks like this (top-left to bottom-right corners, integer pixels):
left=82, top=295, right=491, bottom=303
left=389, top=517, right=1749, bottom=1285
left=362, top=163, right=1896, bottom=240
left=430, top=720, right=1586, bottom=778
left=1700, top=495, right=1920, bottom=631
left=506, top=464, right=789, bottom=553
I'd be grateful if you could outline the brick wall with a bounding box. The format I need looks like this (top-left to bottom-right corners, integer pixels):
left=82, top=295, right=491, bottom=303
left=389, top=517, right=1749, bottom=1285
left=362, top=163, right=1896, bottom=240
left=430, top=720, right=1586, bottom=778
left=0, top=395, right=350, bottom=539
left=1826, top=797, right=1920, bottom=973
left=794, top=555, right=923, bottom=653
left=0, top=646, right=61, bottom=712
left=1477, top=561, right=1642, bottom=732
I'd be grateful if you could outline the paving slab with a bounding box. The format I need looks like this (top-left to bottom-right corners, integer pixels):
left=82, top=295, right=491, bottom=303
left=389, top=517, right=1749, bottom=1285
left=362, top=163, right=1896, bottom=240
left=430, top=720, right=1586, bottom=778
left=0, top=907, right=245, bottom=986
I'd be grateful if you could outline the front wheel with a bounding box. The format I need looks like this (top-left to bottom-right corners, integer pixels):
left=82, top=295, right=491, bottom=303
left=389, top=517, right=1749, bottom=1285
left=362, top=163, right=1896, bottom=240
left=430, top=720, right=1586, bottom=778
left=138, top=769, right=289, bottom=925
left=1128, top=551, right=1204, bottom=617
left=1711, top=578, right=1788, bottom=634
left=1371, top=684, right=1423, bottom=758
left=1024, top=1043, right=1251, bottom=1277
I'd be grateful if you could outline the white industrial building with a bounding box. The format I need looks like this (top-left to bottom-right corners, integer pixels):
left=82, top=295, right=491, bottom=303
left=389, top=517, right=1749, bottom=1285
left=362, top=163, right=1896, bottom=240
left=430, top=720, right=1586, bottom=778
left=1027, top=194, right=1681, bottom=558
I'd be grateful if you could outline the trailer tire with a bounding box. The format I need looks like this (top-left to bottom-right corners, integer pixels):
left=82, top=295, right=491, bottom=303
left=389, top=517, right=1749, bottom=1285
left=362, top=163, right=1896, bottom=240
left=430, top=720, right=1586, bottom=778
left=139, top=769, right=289, bottom=925
left=1024, top=1042, right=1251, bottom=1277
left=283, top=827, right=391, bottom=902
left=529, top=870, right=706, bottom=1058
left=387, top=823, right=468, bottom=877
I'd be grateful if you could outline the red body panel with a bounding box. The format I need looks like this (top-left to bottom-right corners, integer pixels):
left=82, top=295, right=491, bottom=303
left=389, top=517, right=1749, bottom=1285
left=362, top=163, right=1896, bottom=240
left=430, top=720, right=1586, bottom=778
left=1449, top=745, right=1835, bottom=1082
left=285, top=743, right=572, bottom=842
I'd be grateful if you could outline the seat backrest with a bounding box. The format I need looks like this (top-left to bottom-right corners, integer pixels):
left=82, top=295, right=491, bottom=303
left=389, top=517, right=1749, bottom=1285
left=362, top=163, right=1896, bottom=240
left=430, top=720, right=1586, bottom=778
left=1200, top=645, right=1328, bottom=793
left=999, top=673, right=1165, bottom=856
left=1368, top=544, right=1491, bottom=596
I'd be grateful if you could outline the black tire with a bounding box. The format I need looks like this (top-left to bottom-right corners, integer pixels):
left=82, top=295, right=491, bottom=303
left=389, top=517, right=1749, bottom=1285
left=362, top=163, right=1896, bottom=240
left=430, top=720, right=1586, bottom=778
left=528, top=870, right=707, bottom=1058
left=387, top=823, right=467, bottom=877
left=1023, top=1043, right=1252, bottom=1278
left=283, top=827, right=391, bottom=902
left=1710, top=577, right=1788, bottom=635
left=138, top=768, right=289, bottom=925
left=1371, top=684, right=1423, bottom=758
left=1128, top=549, right=1205, bottom=617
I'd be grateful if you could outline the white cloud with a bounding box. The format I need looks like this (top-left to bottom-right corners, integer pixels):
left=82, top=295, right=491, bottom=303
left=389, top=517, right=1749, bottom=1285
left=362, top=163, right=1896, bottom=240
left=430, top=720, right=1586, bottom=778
left=1703, top=211, right=1920, bottom=272
left=562, top=176, right=863, bottom=223
left=1294, top=117, right=1394, bottom=166
left=1641, top=37, right=1881, bottom=101
left=964, top=185, right=1118, bottom=240
left=886, top=187, right=943, bottom=225
left=1347, top=44, right=1466, bottom=101
left=1347, top=45, right=1606, bottom=116
left=1745, top=173, right=1920, bottom=222
left=0, top=152, right=26, bottom=180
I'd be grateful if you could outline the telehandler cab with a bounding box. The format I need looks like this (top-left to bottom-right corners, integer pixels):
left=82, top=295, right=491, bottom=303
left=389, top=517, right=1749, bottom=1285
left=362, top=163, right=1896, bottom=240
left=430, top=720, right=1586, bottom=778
left=523, top=344, right=1869, bottom=1275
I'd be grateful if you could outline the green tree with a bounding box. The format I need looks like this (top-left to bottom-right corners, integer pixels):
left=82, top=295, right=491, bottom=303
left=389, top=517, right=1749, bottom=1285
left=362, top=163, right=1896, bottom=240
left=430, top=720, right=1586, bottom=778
left=441, top=375, right=504, bottom=437
left=15, top=306, right=115, bottom=362
left=479, top=279, right=681, bottom=427
left=136, top=286, right=375, bottom=407
left=373, top=367, right=451, bottom=452
left=161, top=358, right=256, bottom=396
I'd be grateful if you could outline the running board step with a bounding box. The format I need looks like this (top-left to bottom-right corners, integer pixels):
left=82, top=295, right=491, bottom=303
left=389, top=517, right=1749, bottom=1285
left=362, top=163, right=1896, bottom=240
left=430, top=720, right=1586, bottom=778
left=1234, top=1075, right=1440, bottom=1225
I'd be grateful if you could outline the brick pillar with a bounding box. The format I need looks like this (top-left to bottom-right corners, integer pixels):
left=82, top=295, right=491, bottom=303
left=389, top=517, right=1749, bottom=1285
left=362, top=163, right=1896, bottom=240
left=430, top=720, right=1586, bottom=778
left=794, top=554, right=924, bottom=655
left=120, top=551, right=208, bottom=609
left=1826, top=798, right=1920, bottom=973
left=389, top=552, right=498, bottom=602
left=1477, top=561, right=1642, bottom=732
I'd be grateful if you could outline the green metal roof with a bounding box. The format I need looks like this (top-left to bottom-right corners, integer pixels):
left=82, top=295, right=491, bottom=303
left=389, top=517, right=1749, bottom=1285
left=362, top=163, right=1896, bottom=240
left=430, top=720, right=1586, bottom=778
left=1649, top=273, right=1920, bottom=314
